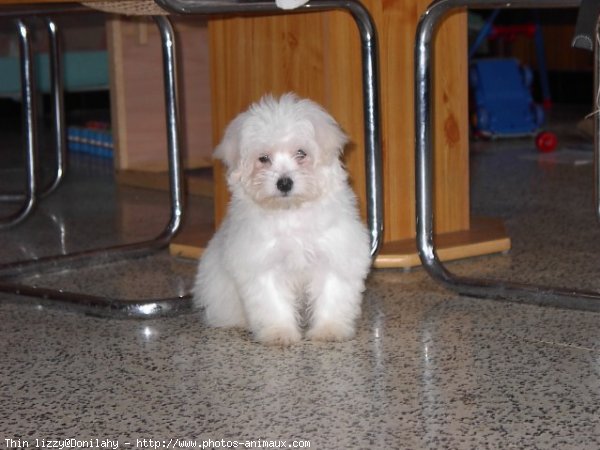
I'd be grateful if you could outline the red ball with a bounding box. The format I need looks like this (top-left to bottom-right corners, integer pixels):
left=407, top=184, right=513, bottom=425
left=536, top=131, right=558, bottom=153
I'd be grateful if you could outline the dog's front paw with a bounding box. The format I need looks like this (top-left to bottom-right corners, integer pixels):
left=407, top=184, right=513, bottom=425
left=254, top=325, right=302, bottom=347
left=306, top=322, right=355, bottom=342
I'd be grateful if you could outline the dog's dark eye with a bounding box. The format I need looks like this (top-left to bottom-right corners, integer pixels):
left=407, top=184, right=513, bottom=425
left=295, top=149, right=307, bottom=160
left=258, top=155, right=271, bottom=164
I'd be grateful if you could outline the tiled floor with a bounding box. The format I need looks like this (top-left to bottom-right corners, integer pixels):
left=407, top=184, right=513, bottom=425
left=0, top=107, right=599, bottom=449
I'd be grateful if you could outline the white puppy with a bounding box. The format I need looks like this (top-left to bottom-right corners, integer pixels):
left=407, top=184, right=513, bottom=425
left=193, top=93, right=371, bottom=345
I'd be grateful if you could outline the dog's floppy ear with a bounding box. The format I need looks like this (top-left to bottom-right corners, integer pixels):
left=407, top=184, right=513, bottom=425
left=214, top=113, right=244, bottom=169
left=214, top=112, right=248, bottom=183
left=302, top=98, right=349, bottom=165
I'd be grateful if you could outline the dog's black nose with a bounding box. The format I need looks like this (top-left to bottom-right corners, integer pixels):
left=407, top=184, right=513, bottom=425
left=276, top=176, right=294, bottom=194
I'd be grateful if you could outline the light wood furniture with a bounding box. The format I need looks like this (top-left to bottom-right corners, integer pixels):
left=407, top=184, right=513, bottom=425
left=107, top=16, right=214, bottom=195
left=0, top=0, right=215, bottom=195
left=170, top=0, right=510, bottom=268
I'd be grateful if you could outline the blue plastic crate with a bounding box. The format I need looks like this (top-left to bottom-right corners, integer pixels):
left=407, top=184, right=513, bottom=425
left=470, top=58, right=544, bottom=137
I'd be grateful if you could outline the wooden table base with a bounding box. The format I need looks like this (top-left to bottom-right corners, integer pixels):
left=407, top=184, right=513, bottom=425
left=169, top=216, right=510, bottom=269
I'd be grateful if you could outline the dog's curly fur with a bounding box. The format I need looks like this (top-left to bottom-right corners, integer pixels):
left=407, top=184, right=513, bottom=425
left=193, top=93, right=371, bottom=345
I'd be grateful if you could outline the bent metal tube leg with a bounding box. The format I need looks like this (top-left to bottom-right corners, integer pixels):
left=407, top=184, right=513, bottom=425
left=0, top=19, right=67, bottom=206
left=43, top=17, right=68, bottom=198
left=0, top=20, right=38, bottom=229
left=415, top=0, right=600, bottom=312
left=154, top=0, right=384, bottom=258
left=0, top=16, right=191, bottom=318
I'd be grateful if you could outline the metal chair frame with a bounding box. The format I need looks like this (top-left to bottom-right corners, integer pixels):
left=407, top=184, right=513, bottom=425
left=0, top=0, right=383, bottom=319
left=0, top=13, right=188, bottom=318
left=415, top=0, right=600, bottom=312
left=0, top=17, right=67, bottom=228
left=155, top=0, right=383, bottom=258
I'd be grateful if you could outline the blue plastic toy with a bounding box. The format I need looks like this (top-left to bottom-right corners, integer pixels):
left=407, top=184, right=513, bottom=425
left=469, top=58, right=545, bottom=138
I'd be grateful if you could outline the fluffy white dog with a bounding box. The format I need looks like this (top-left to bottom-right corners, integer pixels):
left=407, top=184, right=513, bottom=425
left=193, top=93, right=371, bottom=345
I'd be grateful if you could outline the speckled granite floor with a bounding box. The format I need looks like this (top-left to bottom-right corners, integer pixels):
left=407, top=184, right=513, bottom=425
left=0, top=107, right=599, bottom=449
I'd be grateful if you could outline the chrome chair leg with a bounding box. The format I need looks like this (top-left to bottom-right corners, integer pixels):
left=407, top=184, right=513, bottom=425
left=43, top=17, right=68, bottom=197
left=154, top=0, right=384, bottom=257
left=0, top=20, right=38, bottom=229
left=1, top=19, right=66, bottom=206
left=414, top=0, right=600, bottom=312
left=0, top=16, right=191, bottom=318
left=594, top=19, right=600, bottom=223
